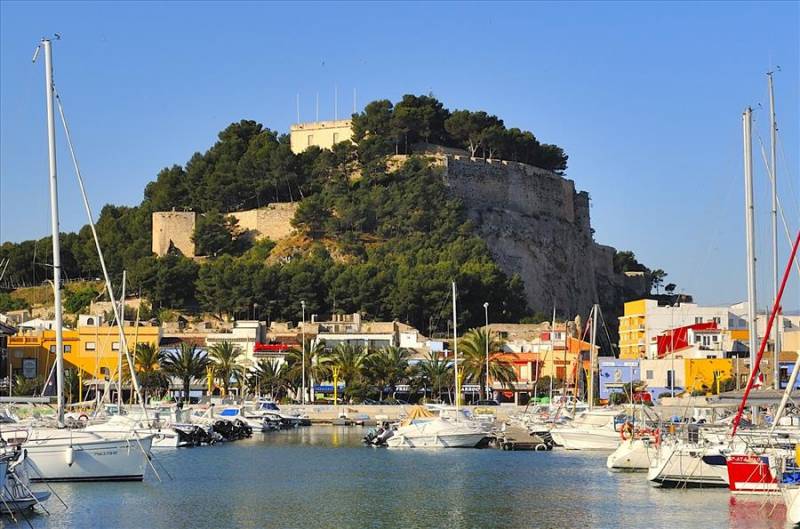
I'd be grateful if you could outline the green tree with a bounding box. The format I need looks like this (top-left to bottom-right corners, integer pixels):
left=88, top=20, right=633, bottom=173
left=0, top=293, right=29, bottom=312
left=133, top=343, right=169, bottom=404
left=208, top=340, right=245, bottom=396
left=364, top=346, right=411, bottom=400
left=193, top=210, right=248, bottom=257
left=63, top=283, right=100, bottom=314
left=328, top=343, right=368, bottom=401
left=284, top=340, right=331, bottom=403
left=161, top=343, right=209, bottom=403
left=249, top=359, right=288, bottom=399
left=651, top=269, right=668, bottom=294
left=417, top=352, right=453, bottom=402
left=458, top=328, right=516, bottom=399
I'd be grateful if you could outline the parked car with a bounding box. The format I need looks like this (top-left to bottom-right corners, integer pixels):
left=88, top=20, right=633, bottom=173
left=475, top=399, right=500, bottom=406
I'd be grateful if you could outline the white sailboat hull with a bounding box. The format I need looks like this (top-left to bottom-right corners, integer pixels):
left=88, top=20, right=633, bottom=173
left=606, top=439, right=654, bottom=471
left=783, top=486, right=800, bottom=524
left=23, top=432, right=153, bottom=482
left=647, top=443, right=729, bottom=487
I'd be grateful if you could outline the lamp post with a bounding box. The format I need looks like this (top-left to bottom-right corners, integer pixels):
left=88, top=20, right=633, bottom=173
left=301, top=300, right=306, bottom=405
left=483, top=302, right=490, bottom=400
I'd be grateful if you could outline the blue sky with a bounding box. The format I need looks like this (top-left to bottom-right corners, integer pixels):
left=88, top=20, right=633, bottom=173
left=1, top=1, right=798, bottom=310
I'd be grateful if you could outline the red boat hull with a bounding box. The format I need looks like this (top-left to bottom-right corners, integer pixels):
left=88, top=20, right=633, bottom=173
left=726, top=454, right=778, bottom=494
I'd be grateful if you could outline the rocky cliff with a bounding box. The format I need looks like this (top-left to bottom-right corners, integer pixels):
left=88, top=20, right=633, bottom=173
left=439, top=154, right=647, bottom=320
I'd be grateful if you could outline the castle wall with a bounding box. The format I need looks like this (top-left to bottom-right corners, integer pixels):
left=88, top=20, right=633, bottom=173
left=152, top=211, right=196, bottom=257
left=290, top=120, right=353, bottom=154
left=230, top=203, right=299, bottom=242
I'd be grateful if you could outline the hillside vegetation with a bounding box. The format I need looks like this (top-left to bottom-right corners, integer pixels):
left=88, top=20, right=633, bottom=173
left=0, top=93, right=633, bottom=331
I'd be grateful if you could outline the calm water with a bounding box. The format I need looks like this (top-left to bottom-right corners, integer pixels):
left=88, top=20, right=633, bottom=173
left=9, top=427, right=792, bottom=529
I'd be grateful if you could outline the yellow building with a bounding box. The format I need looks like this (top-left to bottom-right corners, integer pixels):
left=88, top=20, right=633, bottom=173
left=73, top=324, right=161, bottom=380
left=6, top=324, right=161, bottom=382
left=6, top=329, right=80, bottom=380
left=289, top=120, right=353, bottom=154
left=619, top=300, right=648, bottom=359
left=684, top=358, right=733, bottom=393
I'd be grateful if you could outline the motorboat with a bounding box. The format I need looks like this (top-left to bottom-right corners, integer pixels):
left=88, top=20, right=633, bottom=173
left=549, top=409, right=627, bottom=451
left=216, top=406, right=280, bottom=432
left=384, top=406, right=490, bottom=448
left=249, top=400, right=310, bottom=428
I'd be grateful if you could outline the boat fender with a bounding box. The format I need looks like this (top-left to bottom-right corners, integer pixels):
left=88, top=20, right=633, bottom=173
left=620, top=421, right=634, bottom=441
left=65, top=446, right=74, bottom=467
left=653, top=428, right=662, bottom=449
left=78, top=414, right=89, bottom=422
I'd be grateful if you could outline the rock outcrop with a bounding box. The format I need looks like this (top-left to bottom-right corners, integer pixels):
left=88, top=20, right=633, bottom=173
left=439, top=154, right=646, bottom=319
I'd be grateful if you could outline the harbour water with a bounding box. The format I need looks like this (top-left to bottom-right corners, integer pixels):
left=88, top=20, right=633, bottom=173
left=16, top=427, right=791, bottom=529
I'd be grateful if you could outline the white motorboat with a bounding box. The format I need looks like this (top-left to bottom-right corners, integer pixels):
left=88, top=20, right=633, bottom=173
left=385, top=417, right=489, bottom=448
left=384, top=406, right=490, bottom=449
left=549, top=409, right=625, bottom=451
left=216, top=406, right=278, bottom=432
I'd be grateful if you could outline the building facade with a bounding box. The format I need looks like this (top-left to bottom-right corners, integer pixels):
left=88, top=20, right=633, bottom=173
left=289, top=120, right=353, bottom=154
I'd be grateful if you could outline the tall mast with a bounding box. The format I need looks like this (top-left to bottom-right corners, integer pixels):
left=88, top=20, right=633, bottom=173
left=768, top=72, right=781, bottom=388
left=452, top=281, right=460, bottom=416
left=41, top=38, right=65, bottom=427
left=549, top=306, right=555, bottom=403
left=117, top=270, right=126, bottom=409
left=742, top=107, right=759, bottom=413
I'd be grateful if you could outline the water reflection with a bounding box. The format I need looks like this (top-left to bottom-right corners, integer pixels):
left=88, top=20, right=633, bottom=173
left=11, top=427, right=794, bottom=529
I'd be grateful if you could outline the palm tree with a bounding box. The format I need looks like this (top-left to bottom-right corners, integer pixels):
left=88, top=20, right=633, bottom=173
left=133, top=343, right=169, bottom=404
left=284, top=340, right=330, bottom=403
left=161, top=343, right=209, bottom=403
left=417, top=351, right=453, bottom=402
left=365, top=346, right=411, bottom=401
left=209, top=340, right=245, bottom=396
left=459, top=328, right=516, bottom=399
left=250, top=359, right=288, bottom=399
left=329, top=343, right=368, bottom=402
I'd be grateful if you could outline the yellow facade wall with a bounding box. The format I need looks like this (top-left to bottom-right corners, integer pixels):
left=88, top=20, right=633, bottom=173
left=684, top=358, right=733, bottom=392
left=73, top=325, right=161, bottom=379
left=6, top=330, right=80, bottom=379
left=619, top=299, right=648, bottom=359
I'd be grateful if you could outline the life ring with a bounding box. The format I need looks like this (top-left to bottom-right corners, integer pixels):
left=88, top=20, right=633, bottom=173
left=620, top=421, right=634, bottom=441
left=78, top=414, right=89, bottom=422
left=535, top=443, right=548, bottom=451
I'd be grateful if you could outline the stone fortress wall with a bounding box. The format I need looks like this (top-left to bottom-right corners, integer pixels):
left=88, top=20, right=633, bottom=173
left=152, top=203, right=299, bottom=257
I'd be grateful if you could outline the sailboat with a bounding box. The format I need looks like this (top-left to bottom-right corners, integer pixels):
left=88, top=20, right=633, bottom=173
left=385, top=282, right=490, bottom=448
left=13, top=37, right=154, bottom=482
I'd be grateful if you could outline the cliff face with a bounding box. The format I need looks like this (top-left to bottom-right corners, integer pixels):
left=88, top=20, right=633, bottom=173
left=440, top=154, right=646, bottom=319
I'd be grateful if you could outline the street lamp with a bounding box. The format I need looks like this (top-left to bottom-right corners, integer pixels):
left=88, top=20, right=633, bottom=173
left=301, top=300, right=306, bottom=405
left=483, top=302, right=490, bottom=400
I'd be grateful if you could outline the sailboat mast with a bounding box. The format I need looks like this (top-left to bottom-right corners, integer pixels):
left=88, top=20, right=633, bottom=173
left=743, top=107, right=759, bottom=417
left=118, top=270, right=126, bottom=409
left=589, top=304, right=597, bottom=410
left=42, top=38, right=65, bottom=427
left=452, top=281, right=460, bottom=415
left=768, top=72, right=781, bottom=388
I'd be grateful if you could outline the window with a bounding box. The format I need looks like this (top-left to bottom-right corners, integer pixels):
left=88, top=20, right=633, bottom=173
left=695, top=335, right=702, bottom=343
left=712, top=336, right=718, bottom=342
left=666, top=370, right=674, bottom=387
left=713, top=317, right=721, bottom=325
left=333, top=132, right=339, bottom=143
left=64, top=345, right=71, bottom=353
left=112, top=342, right=120, bottom=351
left=695, top=317, right=703, bottom=324
left=100, top=367, right=110, bottom=377
left=646, top=370, right=654, bottom=379
left=85, top=342, right=96, bottom=351
left=86, top=317, right=95, bottom=326
left=307, top=135, right=314, bottom=146
left=49, top=345, right=56, bottom=353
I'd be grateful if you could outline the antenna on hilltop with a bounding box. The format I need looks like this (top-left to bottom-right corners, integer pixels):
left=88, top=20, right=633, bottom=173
left=334, top=84, right=338, bottom=121
left=315, top=92, right=319, bottom=122
left=296, top=93, right=300, bottom=123
left=353, top=88, right=357, bottom=114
